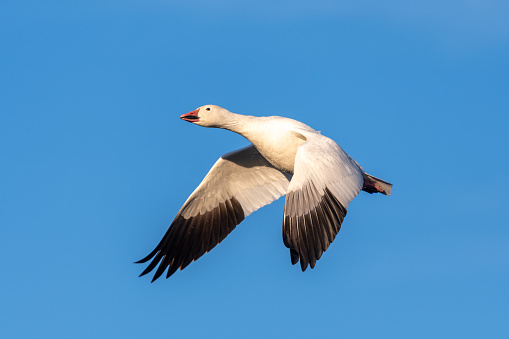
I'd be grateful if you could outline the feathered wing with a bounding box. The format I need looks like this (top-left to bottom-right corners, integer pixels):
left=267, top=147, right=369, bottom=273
left=137, top=145, right=291, bottom=281
left=282, top=135, right=364, bottom=271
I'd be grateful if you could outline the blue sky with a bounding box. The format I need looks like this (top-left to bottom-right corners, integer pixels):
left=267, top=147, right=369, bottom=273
left=1, top=1, right=508, bottom=338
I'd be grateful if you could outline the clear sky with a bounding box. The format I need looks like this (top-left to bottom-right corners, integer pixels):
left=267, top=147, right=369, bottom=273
left=1, top=1, right=508, bottom=338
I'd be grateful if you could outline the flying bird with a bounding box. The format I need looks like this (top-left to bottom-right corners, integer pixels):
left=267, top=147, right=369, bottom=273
left=137, top=105, right=392, bottom=281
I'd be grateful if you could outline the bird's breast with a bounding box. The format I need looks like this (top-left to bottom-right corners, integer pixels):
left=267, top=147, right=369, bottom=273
left=246, top=129, right=306, bottom=174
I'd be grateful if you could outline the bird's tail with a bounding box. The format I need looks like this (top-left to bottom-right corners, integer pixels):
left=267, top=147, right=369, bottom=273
left=362, top=173, right=392, bottom=195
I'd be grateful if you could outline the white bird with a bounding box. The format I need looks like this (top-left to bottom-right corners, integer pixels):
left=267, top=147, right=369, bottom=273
left=137, top=105, right=392, bottom=281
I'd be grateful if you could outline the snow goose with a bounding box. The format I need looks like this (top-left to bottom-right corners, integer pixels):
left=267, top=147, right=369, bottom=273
left=137, top=105, right=392, bottom=281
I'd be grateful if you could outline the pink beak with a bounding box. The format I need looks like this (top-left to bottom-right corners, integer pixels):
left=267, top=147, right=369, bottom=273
left=180, top=109, right=200, bottom=123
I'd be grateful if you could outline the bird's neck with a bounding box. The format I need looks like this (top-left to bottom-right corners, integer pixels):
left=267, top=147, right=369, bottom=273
left=221, top=114, right=274, bottom=161
left=221, top=113, right=258, bottom=139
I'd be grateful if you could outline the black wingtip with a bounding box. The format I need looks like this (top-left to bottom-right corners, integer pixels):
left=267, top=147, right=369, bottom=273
left=135, top=247, right=159, bottom=264
left=309, top=260, right=316, bottom=269
left=290, top=249, right=299, bottom=265
left=139, top=259, right=159, bottom=278
left=300, top=255, right=309, bottom=271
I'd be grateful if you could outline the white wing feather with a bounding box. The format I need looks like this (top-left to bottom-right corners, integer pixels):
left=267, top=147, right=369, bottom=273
left=181, top=145, right=291, bottom=218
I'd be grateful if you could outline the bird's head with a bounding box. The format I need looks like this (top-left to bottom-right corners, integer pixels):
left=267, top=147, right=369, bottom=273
left=180, top=105, right=233, bottom=128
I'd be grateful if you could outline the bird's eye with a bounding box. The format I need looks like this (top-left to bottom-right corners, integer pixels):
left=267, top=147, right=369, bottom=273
left=206, top=108, right=210, bottom=111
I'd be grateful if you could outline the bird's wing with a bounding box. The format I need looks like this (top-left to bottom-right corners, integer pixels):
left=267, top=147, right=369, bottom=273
left=137, top=145, right=291, bottom=281
left=282, top=134, right=364, bottom=271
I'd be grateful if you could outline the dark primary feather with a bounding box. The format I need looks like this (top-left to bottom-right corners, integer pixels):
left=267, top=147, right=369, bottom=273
left=136, top=197, right=244, bottom=282
left=282, top=187, right=347, bottom=271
